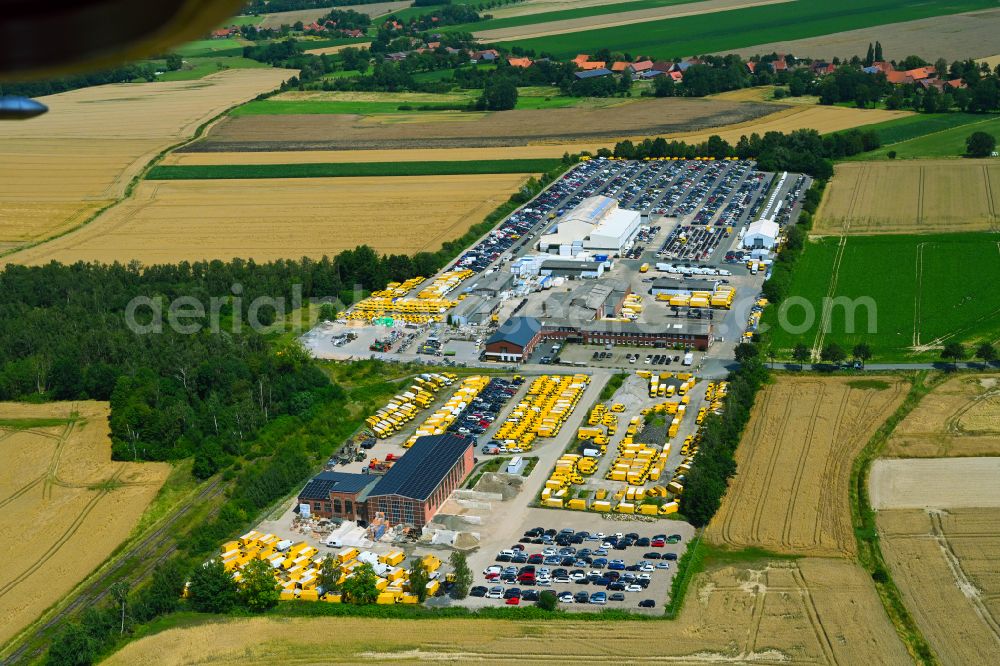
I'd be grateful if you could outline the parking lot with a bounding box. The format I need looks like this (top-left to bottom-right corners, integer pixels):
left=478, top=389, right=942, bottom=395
left=466, top=518, right=695, bottom=614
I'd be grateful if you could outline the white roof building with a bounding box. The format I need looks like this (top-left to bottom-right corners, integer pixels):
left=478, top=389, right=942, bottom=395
left=743, top=218, right=780, bottom=250
left=538, top=196, right=641, bottom=256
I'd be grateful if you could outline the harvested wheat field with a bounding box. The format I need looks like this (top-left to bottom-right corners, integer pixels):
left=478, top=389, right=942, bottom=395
left=815, top=160, right=1000, bottom=235
left=4, top=175, right=533, bottom=265
left=476, top=0, right=793, bottom=42
left=189, top=97, right=782, bottom=151
left=708, top=376, right=907, bottom=557
left=304, top=42, right=373, bottom=55
left=260, top=1, right=407, bottom=27
left=879, top=508, right=1000, bottom=664
left=0, top=402, right=169, bottom=646
left=708, top=86, right=821, bottom=105
left=722, top=8, right=1000, bottom=62
left=104, top=556, right=908, bottom=665
left=488, top=0, right=652, bottom=20
left=870, top=457, right=1000, bottom=509
left=0, top=69, right=292, bottom=258
left=885, top=374, right=1000, bottom=457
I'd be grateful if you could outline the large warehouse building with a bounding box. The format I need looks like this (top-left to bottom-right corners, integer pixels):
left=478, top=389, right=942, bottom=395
left=297, top=434, right=474, bottom=529
left=538, top=196, right=641, bottom=256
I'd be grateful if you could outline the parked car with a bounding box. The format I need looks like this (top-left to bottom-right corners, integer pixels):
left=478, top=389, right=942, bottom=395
left=470, top=586, right=487, bottom=597
left=638, top=599, right=656, bottom=608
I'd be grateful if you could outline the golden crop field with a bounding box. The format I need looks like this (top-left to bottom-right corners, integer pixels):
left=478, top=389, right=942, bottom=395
left=708, top=85, right=821, bottom=105
left=104, top=556, right=908, bottom=665
left=879, top=508, right=1000, bottom=664
left=884, top=375, right=1000, bottom=458
left=0, top=69, right=292, bottom=257
left=815, top=161, right=1000, bottom=235
left=4, top=175, right=534, bottom=265
left=0, top=402, right=169, bottom=646
left=707, top=377, right=907, bottom=557
left=477, top=0, right=793, bottom=42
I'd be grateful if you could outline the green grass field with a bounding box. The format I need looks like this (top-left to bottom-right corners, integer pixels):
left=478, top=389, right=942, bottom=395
left=174, top=37, right=249, bottom=58
left=155, top=57, right=270, bottom=81
left=146, top=159, right=560, bottom=180
left=446, top=0, right=698, bottom=33
left=503, top=0, right=995, bottom=61
left=299, top=36, right=371, bottom=50
left=229, top=87, right=599, bottom=115
left=857, top=114, right=1000, bottom=159
left=229, top=15, right=265, bottom=26
left=766, top=233, right=1000, bottom=361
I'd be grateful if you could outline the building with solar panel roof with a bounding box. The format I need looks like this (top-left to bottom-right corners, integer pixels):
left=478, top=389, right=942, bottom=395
left=297, top=434, right=474, bottom=528
left=366, top=434, right=474, bottom=528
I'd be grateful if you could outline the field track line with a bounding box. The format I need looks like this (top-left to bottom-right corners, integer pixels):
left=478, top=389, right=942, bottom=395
left=744, top=573, right=768, bottom=655
left=780, top=383, right=826, bottom=551
left=982, top=165, right=998, bottom=229
left=719, top=385, right=774, bottom=546
left=811, top=235, right=848, bottom=360
left=747, top=387, right=798, bottom=547
left=928, top=511, right=1000, bottom=643
left=917, top=165, right=925, bottom=227
left=0, top=466, right=125, bottom=600
left=790, top=563, right=839, bottom=666
left=813, top=388, right=852, bottom=550
left=0, top=475, right=45, bottom=510
left=42, top=421, right=76, bottom=500
left=913, top=242, right=926, bottom=348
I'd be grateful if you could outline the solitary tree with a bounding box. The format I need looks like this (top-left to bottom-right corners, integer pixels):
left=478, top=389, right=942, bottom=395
left=792, top=343, right=811, bottom=368
left=187, top=559, right=238, bottom=614
left=239, top=558, right=280, bottom=612
left=318, top=302, right=338, bottom=322
left=537, top=589, right=558, bottom=611
left=317, top=556, right=341, bottom=596
left=975, top=342, right=997, bottom=365
left=109, top=580, right=130, bottom=635
left=852, top=342, right=873, bottom=368
left=966, top=131, right=996, bottom=158
left=409, top=557, right=430, bottom=602
left=165, top=53, right=183, bottom=71
left=341, top=562, right=380, bottom=605
left=449, top=551, right=472, bottom=599
left=820, top=342, right=846, bottom=365
left=941, top=342, right=967, bottom=369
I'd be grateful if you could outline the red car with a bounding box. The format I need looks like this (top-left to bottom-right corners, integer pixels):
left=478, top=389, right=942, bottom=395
left=651, top=538, right=665, bottom=547
left=505, top=596, right=520, bottom=605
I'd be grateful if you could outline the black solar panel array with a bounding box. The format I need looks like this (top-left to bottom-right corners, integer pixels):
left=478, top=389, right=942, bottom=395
left=369, top=434, right=471, bottom=502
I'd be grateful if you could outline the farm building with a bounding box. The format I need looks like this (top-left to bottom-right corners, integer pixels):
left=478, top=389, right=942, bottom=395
left=650, top=277, right=721, bottom=297
left=538, top=196, right=641, bottom=256
left=365, top=434, right=475, bottom=529
left=298, top=472, right=377, bottom=522
left=484, top=316, right=543, bottom=362
left=743, top=219, right=779, bottom=250
left=296, top=435, right=474, bottom=528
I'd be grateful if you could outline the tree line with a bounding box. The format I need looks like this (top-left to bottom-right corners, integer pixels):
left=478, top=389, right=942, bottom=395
left=604, top=127, right=880, bottom=180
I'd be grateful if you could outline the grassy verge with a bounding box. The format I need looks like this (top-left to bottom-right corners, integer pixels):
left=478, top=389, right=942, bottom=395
left=0, top=415, right=78, bottom=428
left=146, top=159, right=562, bottom=180
left=598, top=372, right=628, bottom=401
left=849, top=371, right=941, bottom=665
